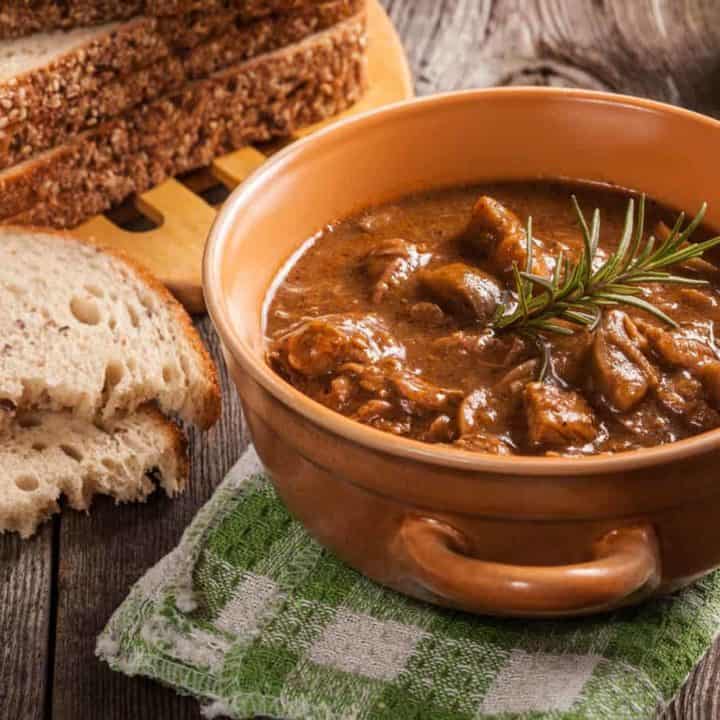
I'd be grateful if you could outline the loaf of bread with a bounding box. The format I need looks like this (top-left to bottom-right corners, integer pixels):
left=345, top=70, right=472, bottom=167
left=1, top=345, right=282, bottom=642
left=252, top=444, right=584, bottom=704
left=0, top=14, right=368, bottom=227
left=0, top=0, right=311, bottom=40
left=0, top=407, right=188, bottom=538
left=0, top=1, right=361, bottom=169
left=0, top=227, right=221, bottom=426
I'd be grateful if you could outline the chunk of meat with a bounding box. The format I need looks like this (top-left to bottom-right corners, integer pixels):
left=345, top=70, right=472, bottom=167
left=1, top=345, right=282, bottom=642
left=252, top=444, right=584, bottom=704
left=417, top=263, right=502, bottom=325
left=457, top=387, right=503, bottom=435
left=433, top=330, right=529, bottom=368
left=423, top=414, right=455, bottom=443
left=323, top=375, right=355, bottom=410
left=591, top=310, right=658, bottom=411
left=392, top=370, right=464, bottom=411
left=495, top=358, right=539, bottom=395
left=362, top=238, right=429, bottom=302
left=453, top=432, right=514, bottom=455
left=408, top=301, right=446, bottom=326
left=352, top=399, right=412, bottom=436
left=635, top=318, right=720, bottom=408
left=636, top=319, right=717, bottom=367
left=339, top=362, right=464, bottom=415
left=524, top=382, right=597, bottom=447
left=462, top=196, right=552, bottom=277
left=679, top=288, right=718, bottom=311
left=457, top=359, right=538, bottom=438
left=548, top=329, right=593, bottom=385
left=331, top=361, right=463, bottom=440
left=656, top=370, right=720, bottom=431
left=269, top=314, right=404, bottom=378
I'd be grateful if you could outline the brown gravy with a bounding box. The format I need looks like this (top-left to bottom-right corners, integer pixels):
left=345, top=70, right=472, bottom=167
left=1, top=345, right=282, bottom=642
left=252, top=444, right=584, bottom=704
left=265, top=180, right=720, bottom=456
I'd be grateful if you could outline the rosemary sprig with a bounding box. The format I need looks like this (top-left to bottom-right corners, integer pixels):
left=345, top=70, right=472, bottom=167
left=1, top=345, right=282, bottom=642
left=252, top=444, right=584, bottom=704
left=492, top=195, right=720, bottom=339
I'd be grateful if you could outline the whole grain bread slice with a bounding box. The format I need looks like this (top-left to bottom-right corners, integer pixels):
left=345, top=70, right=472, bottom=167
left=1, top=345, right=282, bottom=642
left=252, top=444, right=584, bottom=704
left=0, top=0, right=309, bottom=40
left=0, top=14, right=368, bottom=227
left=0, top=227, right=221, bottom=426
left=0, top=0, right=360, bottom=170
left=0, top=18, right=168, bottom=126
left=0, top=406, right=188, bottom=538
left=0, top=1, right=359, bottom=129
left=0, top=1, right=140, bottom=40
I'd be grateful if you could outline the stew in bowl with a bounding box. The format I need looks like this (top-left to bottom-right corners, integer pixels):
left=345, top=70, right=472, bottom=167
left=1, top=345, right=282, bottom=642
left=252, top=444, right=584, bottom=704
left=206, top=89, right=720, bottom=616
left=266, top=180, right=720, bottom=457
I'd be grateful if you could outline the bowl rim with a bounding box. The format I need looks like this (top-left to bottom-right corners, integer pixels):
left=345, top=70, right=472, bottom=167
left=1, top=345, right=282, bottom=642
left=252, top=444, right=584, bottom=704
left=204, top=86, right=720, bottom=477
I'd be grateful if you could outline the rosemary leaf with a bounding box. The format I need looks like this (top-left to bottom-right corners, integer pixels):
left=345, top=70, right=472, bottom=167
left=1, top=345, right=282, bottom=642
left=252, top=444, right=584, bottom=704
left=620, top=193, right=645, bottom=273
left=630, top=275, right=708, bottom=286
left=633, top=235, right=656, bottom=267
left=519, top=271, right=555, bottom=293
left=534, top=322, right=575, bottom=335
left=552, top=249, right=564, bottom=287
left=592, top=292, right=678, bottom=326
left=613, top=198, right=635, bottom=271
left=561, top=309, right=596, bottom=325
left=492, top=195, right=718, bottom=338
left=511, top=261, right=529, bottom=322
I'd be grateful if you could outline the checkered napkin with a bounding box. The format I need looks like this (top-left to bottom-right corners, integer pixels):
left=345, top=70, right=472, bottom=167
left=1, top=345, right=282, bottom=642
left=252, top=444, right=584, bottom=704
left=98, top=447, right=720, bottom=719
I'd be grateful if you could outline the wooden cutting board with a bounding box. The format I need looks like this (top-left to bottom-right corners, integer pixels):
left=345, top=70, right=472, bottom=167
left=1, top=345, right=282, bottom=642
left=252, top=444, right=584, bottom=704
left=75, top=0, right=414, bottom=314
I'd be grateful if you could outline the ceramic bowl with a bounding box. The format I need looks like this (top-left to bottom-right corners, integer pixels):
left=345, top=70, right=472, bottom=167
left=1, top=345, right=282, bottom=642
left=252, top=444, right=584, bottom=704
left=204, top=88, right=720, bottom=617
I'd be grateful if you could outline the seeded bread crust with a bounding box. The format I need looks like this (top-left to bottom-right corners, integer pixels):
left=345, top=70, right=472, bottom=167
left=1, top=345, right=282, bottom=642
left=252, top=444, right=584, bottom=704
left=0, top=1, right=357, bottom=127
left=0, top=18, right=167, bottom=126
left=0, top=405, right=189, bottom=538
left=0, top=0, right=361, bottom=170
left=0, top=226, right=222, bottom=427
left=0, top=2, right=140, bottom=41
left=0, top=15, right=368, bottom=227
left=0, top=0, right=310, bottom=40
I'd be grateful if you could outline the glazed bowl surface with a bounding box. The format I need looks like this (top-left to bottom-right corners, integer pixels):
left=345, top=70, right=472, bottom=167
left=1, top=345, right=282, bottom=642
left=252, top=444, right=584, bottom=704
left=205, top=88, right=720, bottom=617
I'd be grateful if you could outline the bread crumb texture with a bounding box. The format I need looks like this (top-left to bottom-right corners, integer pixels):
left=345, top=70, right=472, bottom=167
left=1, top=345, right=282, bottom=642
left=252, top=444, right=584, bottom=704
left=0, top=228, right=220, bottom=426
left=0, top=407, right=188, bottom=538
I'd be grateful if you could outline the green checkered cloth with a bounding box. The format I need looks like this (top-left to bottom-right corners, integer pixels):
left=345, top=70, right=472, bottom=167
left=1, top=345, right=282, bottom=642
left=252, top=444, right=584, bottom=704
left=98, top=447, right=720, bottom=719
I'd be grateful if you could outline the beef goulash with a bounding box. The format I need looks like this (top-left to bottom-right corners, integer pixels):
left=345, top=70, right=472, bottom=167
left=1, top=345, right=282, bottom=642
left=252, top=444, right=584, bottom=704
left=265, top=181, right=720, bottom=456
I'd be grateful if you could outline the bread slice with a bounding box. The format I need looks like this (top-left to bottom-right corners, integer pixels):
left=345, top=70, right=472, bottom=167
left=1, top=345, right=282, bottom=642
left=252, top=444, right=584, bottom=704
left=0, top=0, right=360, bottom=170
left=0, top=407, right=188, bottom=538
left=0, top=18, right=168, bottom=127
left=0, top=227, right=221, bottom=427
left=0, top=0, right=309, bottom=40
left=0, top=14, right=368, bottom=227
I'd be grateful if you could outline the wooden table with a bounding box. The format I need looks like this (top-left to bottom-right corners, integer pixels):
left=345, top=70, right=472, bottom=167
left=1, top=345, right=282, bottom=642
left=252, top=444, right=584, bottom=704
left=2, top=2, right=720, bottom=718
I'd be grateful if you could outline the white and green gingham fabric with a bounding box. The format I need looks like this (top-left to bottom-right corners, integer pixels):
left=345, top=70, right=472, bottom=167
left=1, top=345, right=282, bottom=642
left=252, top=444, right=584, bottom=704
left=98, top=447, right=720, bottom=719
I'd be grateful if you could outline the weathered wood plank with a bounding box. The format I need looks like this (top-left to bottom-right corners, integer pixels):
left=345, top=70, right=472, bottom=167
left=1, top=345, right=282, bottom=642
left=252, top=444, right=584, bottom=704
left=660, top=646, right=720, bottom=719
left=384, top=0, right=720, bottom=118
left=50, top=319, right=246, bottom=720
left=0, top=523, right=52, bottom=720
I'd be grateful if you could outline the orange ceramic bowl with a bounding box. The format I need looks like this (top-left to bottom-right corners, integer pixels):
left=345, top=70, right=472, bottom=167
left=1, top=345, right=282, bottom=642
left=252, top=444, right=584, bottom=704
left=204, top=88, right=720, bottom=617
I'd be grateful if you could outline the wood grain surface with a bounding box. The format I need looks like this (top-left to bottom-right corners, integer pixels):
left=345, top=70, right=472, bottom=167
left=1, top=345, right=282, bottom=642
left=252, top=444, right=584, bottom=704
left=1, top=2, right=720, bottom=718
left=0, top=523, right=52, bottom=720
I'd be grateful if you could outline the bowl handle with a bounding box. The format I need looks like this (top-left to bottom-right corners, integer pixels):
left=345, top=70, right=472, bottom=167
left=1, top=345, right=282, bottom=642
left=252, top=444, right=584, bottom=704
left=397, top=516, right=661, bottom=616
